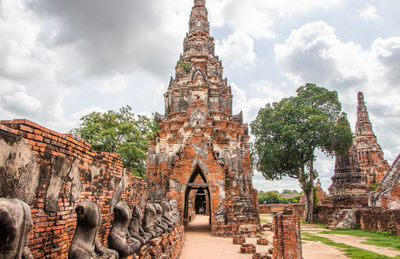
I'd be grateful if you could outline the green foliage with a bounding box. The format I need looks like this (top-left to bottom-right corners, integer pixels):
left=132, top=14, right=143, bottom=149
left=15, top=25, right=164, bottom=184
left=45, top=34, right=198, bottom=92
left=251, top=83, right=353, bottom=221
left=319, top=229, right=400, bottom=251
left=178, top=60, right=192, bottom=73
left=282, top=189, right=299, bottom=194
left=258, top=190, right=301, bottom=204
left=302, top=233, right=394, bottom=259
left=73, top=106, right=157, bottom=178
left=258, top=191, right=280, bottom=204
left=370, top=183, right=379, bottom=191
left=289, top=195, right=301, bottom=203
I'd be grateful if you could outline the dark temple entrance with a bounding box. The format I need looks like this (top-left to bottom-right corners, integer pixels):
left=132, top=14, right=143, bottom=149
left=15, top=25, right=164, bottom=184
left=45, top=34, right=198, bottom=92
left=183, top=167, right=211, bottom=227
left=195, top=189, right=207, bottom=214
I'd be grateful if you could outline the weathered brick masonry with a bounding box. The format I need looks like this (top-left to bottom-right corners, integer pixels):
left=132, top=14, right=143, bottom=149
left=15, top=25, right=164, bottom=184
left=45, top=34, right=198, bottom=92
left=146, top=0, right=259, bottom=236
left=370, top=154, right=400, bottom=209
left=328, top=92, right=389, bottom=207
left=272, top=215, right=302, bottom=259
left=0, top=119, right=152, bottom=258
left=316, top=206, right=400, bottom=235
left=258, top=204, right=304, bottom=218
left=321, top=92, right=400, bottom=231
left=136, top=225, right=184, bottom=259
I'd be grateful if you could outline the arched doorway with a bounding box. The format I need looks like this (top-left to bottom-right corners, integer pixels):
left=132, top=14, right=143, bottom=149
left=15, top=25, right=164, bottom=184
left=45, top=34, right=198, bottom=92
left=183, top=166, right=211, bottom=227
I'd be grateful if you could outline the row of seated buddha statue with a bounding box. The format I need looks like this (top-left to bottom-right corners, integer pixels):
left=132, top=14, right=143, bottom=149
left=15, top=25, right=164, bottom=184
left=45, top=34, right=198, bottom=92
left=0, top=197, right=180, bottom=259
left=69, top=199, right=181, bottom=259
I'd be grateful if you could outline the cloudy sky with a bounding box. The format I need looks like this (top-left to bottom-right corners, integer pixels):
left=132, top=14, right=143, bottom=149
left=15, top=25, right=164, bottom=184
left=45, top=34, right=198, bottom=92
left=1, top=0, right=399, bottom=192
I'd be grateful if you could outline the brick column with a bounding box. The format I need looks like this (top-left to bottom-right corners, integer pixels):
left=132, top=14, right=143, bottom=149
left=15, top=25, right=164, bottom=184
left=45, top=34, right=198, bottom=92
left=273, top=214, right=302, bottom=259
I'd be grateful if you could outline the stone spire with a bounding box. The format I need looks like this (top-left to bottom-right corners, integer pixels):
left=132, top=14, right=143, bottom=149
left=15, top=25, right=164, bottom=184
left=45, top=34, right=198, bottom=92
left=355, top=92, right=374, bottom=136
left=194, top=0, right=205, bottom=7
left=328, top=115, right=370, bottom=206
left=163, top=0, right=233, bottom=119
left=188, top=0, right=210, bottom=36
left=353, top=92, right=389, bottom=185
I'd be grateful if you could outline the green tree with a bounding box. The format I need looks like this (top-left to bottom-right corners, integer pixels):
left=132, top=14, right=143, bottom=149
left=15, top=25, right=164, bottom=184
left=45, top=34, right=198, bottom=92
left=251, top=84, right=352, bottom=222
left=258, top=191, right=281, bottom=204
left=288, top=196, right=300, bottom=204
left=282, top=189, right=298, bottom=194
left=73, top=106, right=157, bottom=178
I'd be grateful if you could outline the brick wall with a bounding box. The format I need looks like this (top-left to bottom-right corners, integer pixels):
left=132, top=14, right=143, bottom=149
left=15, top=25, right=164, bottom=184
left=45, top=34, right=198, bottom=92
left=259, top=204, right=304, bottom=218
left=136, top=225, right=184, bottom=259
left=358, top=208, right=400, bottom=235
left=316, top=204, right=400, bottom=235
left=272, top=215, right=302, bottom=259
left=0, top=119, right=147, bottom=258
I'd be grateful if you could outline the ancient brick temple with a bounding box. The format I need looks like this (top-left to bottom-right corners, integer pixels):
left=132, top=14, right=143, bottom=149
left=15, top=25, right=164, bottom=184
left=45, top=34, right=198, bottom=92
left=354, top=92, right=389, bottom=185
left=146, top=0, right=259, bottom=236
left=370, top=154, right=400, bottom=209
left=328, top=116, right=370, bottom=205
left=328, top=92, right=389, bottom=206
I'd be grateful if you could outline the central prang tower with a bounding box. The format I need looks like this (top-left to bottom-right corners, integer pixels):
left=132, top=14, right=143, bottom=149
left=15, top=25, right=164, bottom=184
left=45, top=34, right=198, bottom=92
left=146, top=0, right=260, bottom=236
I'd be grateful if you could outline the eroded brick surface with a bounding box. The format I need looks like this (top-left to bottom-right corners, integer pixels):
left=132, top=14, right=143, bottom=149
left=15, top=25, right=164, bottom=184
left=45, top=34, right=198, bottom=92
left=145, top=0, right=259, bottom=236
left=233, top=235, right=246, bottom=245
left=328, top=92, right=389, bottom=206
left=258, top=204, right=304, bottom=218
left=0, top=120, right=148, bottom=258
left=273, top=215, right=302, bottom=259
left=240, top=243, right=256, bottom=254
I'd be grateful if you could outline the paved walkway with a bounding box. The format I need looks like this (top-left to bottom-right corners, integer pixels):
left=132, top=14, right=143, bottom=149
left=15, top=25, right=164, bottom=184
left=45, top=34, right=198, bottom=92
left=181, top=215, right=399, bottom=259
left=179, top=215, right=252, bottom=259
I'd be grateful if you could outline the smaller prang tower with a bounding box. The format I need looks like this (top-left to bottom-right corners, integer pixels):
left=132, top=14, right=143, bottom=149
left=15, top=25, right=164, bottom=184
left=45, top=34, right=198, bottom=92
left=145, top=0, right=260, bottom=236
left=328, top=115, right=370, bottom=206
left=329, top=92, right=390, bottom=206
left=354, top=92, right=389, bottom=185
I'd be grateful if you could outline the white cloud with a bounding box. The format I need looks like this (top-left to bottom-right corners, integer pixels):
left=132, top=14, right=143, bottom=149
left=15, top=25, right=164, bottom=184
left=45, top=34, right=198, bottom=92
left=253, top=172, right=301, bottom=193
left=231, top=80, right=293, bottom=124
left=96, top=72, right=127, bottom=93
left=274, top=21, right=374, bottom=90
left=2, top=92, right=42, bottom=115
left=216, top=32, right=256, bottom=68
left=360, top=4, right=379, bottom=21
left=71, top=106, right=106, bottom=122
left=372, top=37, right=400, bottom=86
left=209, top=0, right=342, bottom=40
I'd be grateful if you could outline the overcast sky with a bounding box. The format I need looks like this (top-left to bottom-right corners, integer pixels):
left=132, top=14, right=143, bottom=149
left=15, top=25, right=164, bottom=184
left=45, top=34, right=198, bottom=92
left=1, top=0, right=399, bottom=192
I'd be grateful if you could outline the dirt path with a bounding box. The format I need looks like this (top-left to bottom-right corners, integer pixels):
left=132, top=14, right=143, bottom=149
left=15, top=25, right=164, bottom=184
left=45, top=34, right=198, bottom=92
left=179, top=215, right=251, bottom=259
left=181, top=215, right=399, bottom=259
left=260, top=214, right=347, bottom=259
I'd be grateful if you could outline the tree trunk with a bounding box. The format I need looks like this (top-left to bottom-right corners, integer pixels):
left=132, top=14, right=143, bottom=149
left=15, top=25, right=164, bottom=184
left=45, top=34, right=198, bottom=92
left=305, top=159, right=315, bottom=222
left=304, top=189, right=314, bottom=222
left=301, top=158, right=315, bottom=222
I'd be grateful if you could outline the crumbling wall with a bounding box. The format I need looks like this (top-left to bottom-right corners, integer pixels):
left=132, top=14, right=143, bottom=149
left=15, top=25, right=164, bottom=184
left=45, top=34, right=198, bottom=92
left=358, top=208, right=400, bottom=235
left=273, top=214, right=302, bottom=259
left=258, top=204, right=304, bottom=218
left=136, top=225, right=184, bottom=259
left=369, top=154, right=400, bottom=209
left=316, top=205, right=400, bottom=235
left=0, top=120, right=147, bottom=258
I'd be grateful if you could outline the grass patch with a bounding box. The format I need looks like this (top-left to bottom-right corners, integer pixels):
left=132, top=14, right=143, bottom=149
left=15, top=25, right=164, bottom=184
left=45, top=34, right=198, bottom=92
left=319, top=229, right=400, bottom=251
left=300, top=219, right=327, bottom=229
left=260, top=218, right=271, bottom=223
left=302, top=232, right=398, bottom=259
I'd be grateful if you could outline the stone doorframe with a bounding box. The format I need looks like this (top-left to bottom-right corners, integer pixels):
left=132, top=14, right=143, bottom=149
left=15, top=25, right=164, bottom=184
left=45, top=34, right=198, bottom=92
left=183, top=166, right=211, bottom=226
